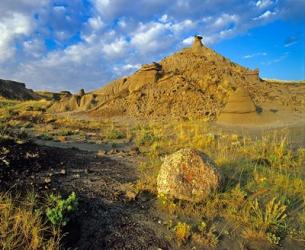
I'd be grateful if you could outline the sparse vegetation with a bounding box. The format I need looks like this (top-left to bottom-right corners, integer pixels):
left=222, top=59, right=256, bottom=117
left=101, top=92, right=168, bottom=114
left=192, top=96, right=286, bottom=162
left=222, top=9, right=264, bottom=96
left=106, top=128, right=125, bottom=140
left=46, top=192, right=78, bottom=226
left=1, top=96, right=305, bottom=248
left=0, top=192, right=60, bottom=250
left=134, top=120, right=305, bottom=247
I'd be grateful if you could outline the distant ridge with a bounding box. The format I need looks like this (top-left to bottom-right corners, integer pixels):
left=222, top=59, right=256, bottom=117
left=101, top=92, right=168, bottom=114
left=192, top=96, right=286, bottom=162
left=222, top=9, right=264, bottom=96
left=0, top=79, right=40, bottom=100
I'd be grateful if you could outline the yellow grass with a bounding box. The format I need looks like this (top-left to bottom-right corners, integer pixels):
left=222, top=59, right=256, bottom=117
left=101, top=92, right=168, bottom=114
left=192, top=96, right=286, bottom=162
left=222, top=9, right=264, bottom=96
left=0, top=192, right=60, bottom=250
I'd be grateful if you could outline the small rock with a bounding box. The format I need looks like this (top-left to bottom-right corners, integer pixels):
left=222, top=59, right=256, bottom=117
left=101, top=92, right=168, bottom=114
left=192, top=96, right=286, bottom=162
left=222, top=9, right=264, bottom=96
left=131, top=146, right=140, bottom=154
left=72, top=174, right=80, bottom=179
left=108, top=149, right=118, bottom=154
left=97, top=150, right=106, bottom=157
left=125, top=191, right=137, bottom=201
left=44, top=177, right=52, bottom=183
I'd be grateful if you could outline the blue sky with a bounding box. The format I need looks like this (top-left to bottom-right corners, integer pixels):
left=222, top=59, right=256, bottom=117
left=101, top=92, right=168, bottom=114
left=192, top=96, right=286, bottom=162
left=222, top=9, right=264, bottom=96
left=0, top=0, right=304, bottom=92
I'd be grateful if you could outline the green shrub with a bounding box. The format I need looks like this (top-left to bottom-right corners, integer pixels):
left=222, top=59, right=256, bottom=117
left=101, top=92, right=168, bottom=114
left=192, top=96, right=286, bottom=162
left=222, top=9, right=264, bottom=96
left=46, top=192, right=78, bottom=226
left=37, top=133, right=53, bottom=141
left=106, top=129, right=125, bottom=140
left=135, top=128, right=159, bottom=146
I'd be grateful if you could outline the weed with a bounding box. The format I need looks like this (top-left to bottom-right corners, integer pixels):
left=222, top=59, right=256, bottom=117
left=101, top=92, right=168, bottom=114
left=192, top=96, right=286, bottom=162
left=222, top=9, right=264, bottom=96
left=37, top=133, right=53, bottom=141
left=192, top=221, right=219, bottom=247
left=106, top=128, right=125, bottom=140
left=0, top=147, right=10, bottom=166
left=135, top=127, right=159, bottom=146
left=174, top=222, right=191, bottom=242
left=46, top=192, right=78, bottom=226
left=242, top=197, right=287, bottom=244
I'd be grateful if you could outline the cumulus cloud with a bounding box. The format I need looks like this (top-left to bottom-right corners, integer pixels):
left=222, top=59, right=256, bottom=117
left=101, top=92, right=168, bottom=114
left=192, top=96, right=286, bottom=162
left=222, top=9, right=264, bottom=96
left=131, top=22, right=173, bottom=53
left=0, top=0, right=303, bottom=91
left=102, top=37, right=129, bottom=58
left=88, top=16, right=104, bottom=30
left=0, top=12, right=32, bottom=62
left=212, top=14, right=239, bottom=29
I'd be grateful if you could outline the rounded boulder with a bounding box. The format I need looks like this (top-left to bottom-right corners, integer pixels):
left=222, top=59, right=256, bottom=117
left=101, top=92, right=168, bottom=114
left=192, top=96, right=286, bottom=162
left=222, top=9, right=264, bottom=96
left=157, top=148, right=221, bottom=202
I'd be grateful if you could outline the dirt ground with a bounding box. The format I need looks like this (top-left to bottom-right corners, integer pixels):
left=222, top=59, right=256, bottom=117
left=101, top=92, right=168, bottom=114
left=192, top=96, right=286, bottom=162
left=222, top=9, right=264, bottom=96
left=2, top=121, right=305, bottom=249
left=0, top=138, right=173, bottom=250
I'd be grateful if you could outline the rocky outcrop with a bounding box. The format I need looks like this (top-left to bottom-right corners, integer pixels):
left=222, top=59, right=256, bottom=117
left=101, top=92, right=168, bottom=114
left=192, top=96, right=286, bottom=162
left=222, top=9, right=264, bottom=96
left=127, top=62, right=163, bottom=93
left=49, top=93, right=99, bottom=112
left=157, top=148, right=221, bottom=202
left=0, top=79, right=40, bottom=100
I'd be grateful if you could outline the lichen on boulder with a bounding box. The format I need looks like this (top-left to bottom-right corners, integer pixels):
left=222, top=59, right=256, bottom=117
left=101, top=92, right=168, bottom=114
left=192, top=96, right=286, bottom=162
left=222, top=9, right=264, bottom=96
left=157, top=148, right=221, bottom=202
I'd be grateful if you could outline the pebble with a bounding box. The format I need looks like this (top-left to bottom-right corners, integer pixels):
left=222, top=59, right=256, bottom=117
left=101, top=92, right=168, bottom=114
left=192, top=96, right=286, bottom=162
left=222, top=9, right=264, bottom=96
left=125, top=191, right=137, bottom=201
left=44, top=177, right=52, bottom=183
left=97, top=150, right=106, bottom=156
left=72, top=174, right=80, bottom=179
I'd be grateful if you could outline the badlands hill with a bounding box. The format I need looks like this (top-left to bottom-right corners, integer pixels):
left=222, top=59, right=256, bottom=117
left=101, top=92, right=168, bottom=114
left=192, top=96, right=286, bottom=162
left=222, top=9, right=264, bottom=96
left=49, top=36, right=305, bottom=122
left=0, top=79, right=40, bottom=100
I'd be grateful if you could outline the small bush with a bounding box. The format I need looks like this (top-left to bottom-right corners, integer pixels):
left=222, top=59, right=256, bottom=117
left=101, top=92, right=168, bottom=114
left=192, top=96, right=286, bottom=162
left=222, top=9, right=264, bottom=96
left=37, top=133, right=53, bottom=141
left=135, top=128, right=159, bottom=146
left=46, top=192, right=78, bottom=226
left=106, top=129, right=125, bottom=140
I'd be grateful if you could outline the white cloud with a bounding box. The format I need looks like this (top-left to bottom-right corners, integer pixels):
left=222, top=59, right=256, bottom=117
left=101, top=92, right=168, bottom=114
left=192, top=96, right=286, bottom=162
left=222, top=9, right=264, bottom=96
left=262, top=53, right=288, bottom=65
left=122, top=64, right=140, bottom=71
left=113, top=63, right=141, bottom=76
left=0, top=0, right=303, bottom=91
left=0, top=12, right=32, bottom=62
left=88, top=16, right=104, bottom=30
left=159, top=14, right=169, bottom=23
left=53, top=5, right=66, bottom=13
left=172, top=19, right=194, bottom=33
left=253, top=10, right=277, bottom=20
left=131, top=22, right=172, bottom=53
left=102, top=37, right=128, bottom=58
left=244, top=52, right=267, bottom=59
left=23, top=39, right=45, bottom=58
left=213, top=14, right=239, bottom=29
left=256, top=0, right=274, bottom=9
left=182, top=36, right=194, bottom=46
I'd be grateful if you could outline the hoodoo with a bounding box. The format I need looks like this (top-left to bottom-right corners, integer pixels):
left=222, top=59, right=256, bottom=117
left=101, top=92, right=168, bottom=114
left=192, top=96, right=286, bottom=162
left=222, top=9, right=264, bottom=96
left=221, top=87, right=256, bottom=114
left=192, top=35, right=204, bottom=52
left=218, top=87, right=265, bottom=124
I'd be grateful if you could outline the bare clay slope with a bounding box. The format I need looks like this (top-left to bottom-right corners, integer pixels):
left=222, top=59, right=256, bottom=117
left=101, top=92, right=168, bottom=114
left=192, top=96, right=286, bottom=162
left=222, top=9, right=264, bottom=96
left=49, top=36, right=305, bottom=121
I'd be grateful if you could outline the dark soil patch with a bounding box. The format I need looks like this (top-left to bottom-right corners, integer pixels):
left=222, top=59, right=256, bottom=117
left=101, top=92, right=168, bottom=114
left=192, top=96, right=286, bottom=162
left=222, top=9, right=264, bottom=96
left=0, top=138, right=171, bottom=249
